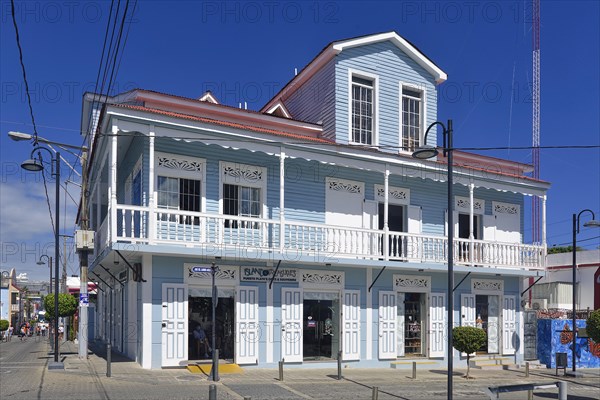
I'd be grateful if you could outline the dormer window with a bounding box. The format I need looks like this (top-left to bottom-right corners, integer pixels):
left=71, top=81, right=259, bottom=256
left=351, top=75, right=375, bottom=145
left=401, top=86, right=424, bottom=152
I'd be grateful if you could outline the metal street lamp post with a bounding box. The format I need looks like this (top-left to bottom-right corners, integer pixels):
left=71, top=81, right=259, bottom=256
left=569, top=209, right=600, bottom=376
left=412, top=120, right=454, bottom=400
left=37, top=255, right=53, bottom=294
left=20, top=146, right=63, bottom=370
left=12, top=131, right=89, bottom=362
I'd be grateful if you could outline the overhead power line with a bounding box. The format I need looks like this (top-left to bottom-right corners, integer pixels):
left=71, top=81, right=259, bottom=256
left=9, top=0, right=38, bottom=143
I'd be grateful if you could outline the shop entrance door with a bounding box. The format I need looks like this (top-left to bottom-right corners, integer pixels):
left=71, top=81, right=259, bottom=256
left=188, top=291, right=235, bottom=362
left=303, top=293, right=339, bottom=361
left=475, top=294, right=499, bottom=354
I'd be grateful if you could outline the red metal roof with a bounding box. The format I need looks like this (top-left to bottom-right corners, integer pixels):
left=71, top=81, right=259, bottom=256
left=112, top=104, right=334, bottom=144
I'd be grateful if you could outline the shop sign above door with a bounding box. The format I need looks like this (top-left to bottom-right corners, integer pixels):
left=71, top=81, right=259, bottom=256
left=241, top=266, right=298, bottom=283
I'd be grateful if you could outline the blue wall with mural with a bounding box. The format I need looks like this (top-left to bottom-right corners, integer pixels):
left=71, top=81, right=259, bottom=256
left=538, top=319, right=600, bottom=368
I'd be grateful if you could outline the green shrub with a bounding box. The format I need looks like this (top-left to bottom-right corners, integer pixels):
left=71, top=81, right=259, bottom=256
left=0, top=319, right=9, bottom=332
left=453, top=326, right=487, bottom=378
left=587, top=309, right=600, bottom=343
left=43, top=293, right=77, bottom=320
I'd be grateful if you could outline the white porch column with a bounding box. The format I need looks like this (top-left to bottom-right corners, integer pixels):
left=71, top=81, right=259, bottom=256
left=279, top=148, right=285, bottom=252
left=469, top=183, right=475, bottom=265
left=141, top=253, right=153, bottom=369
left=109, top=123, right=119, bottom=242
left=148, top=127, right=155, bottom=244
left=266, top=282, right=274, bottom=363
left=365, top=267, right=373, bottom=360
left=541, top=195, right=547, bottom=267
left=383, top=166, right=389, bottom=261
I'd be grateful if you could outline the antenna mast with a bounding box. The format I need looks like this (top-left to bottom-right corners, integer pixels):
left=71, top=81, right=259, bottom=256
left=532, top=0, right=541, bottom=243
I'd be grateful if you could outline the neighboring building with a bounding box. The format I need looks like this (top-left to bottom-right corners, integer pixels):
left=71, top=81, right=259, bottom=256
left=0, top=269, right=22, bottom=327
left=82, top=32, right=550, bottom=369
left=530, top=249, right=600, bottom=310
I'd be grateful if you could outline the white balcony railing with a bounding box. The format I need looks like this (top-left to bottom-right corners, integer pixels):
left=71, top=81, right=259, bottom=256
left=99, top=204, right=545, bottom=269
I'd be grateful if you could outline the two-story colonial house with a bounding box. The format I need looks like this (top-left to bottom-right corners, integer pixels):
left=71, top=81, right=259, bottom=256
left=82, top=32, right=549, bottom=369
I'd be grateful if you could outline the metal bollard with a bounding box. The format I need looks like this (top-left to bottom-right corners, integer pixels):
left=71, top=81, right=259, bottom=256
left=412, top=361, right=417, bottom=379
left=525, top=361, right=530, bottom=377
left=243, top=397, right=252, bottom=400
left=557, top=381, right=567, bottom=400
left=337, top=350, right=343, bottom=380
left=278, top=360, right=284, bottom=381
left=208, top=384, right=217, bottom=400
left=527, top=390, right=533, bottom=400
left=106, top=343, right=111, bottom=377
left=372, top=386, right=379, bottom=400
left=212, top=349, right=220, bottom=382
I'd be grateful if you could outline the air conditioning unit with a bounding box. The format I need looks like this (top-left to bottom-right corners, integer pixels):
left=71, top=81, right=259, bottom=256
left=531, top=299, right=547, bottom=310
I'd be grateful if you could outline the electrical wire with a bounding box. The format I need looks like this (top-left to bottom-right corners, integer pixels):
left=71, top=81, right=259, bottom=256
left=97, top=131, right=600, bottom=151
left=39, top=154, right=56, bottom=237
left=551, top=235, right=600, bottom=247
left=9, top=0, right=38, bottom=143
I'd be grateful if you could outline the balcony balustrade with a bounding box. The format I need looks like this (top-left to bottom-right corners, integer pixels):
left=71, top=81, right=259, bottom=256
left=93, top=204, right=545, bottom=269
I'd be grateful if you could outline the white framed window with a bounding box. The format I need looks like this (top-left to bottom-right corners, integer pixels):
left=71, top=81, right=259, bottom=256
left=348, top=69, right=378, bottom=146
left=219, top=161, right=267, bottom=229
left=400, top=84, right=425, bottom=152
left=155, top=152, right=205, bottom=225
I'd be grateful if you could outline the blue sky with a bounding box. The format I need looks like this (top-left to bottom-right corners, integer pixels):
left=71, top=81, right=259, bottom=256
left=1, top=0, right=599, bottom=281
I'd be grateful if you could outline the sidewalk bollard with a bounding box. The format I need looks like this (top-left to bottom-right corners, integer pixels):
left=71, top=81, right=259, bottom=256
left=527, top=389, right=533, bottom=400
left=525, top=361, right=530, bottom=377
left=106, top=343, right=111, bottom=377
left=412, top=361, right=417, bottom=379
left=372, top=386, right=379, bottom=400
left=558, top=381, right=567, bottom=400
left=337, top=350, right=343, bottom=380
left=208, top=384, right=217, bottom=400
left=212, top=349, right=219, bottom=382
left=278, top=360, right=284, bottom=381
left=243, top=397, right=252, bottom=400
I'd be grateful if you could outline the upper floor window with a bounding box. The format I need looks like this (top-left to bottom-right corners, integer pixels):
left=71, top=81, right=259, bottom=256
left=223, top=184, right=261, bottom=228
left=401, top=87, right=423, bottom=152
left=351, top=75, right=374, bottom=145
left=157, top=176, right=201, bottom=225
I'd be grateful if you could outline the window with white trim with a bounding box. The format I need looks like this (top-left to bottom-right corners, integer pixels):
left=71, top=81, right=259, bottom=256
left=157, top=176, right=201, bottom=225
left=401, top=87, right=423, bottom=152
left=223, top=184, right=261, bottom=228
left=351, top=75, right=374, bottom=145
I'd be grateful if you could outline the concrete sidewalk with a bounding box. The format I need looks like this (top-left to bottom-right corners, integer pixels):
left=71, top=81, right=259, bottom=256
left=63, top=340, right=600, bottom=400
left=3, top=337, right=599, bottom=400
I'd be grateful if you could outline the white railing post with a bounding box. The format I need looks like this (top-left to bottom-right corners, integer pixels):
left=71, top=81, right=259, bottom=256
left=383, top=168, right=390, bottom=260
left=279, top=149, right=285, bottom=252
left=469, top=183, right=475, bottom=265
left=109, top=124, right=118, bottom=241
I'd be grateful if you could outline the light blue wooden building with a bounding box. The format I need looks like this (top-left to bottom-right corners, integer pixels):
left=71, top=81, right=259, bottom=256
left=82, top=32, right=549, bottom=369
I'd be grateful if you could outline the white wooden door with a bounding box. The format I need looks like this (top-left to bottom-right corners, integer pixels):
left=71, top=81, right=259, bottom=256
left=397, top=293, right=405, bottom=357
left=161, top=283, right=188, bottom=367
left=502, top=295, right=517, bottom=355
left=488, top=295, right=500, bottom=353
left=281, top=288, right=303, bottom=363
left=342, top=290, right=361, bottom=361
left=461, top=294, right=476, bottom=326
left=460, top=293, right=476, bottom=357
left=236, top=286, right=259, bottom=364
left=429, top=292, right=446, bottom=357
left=378, top=291, right=397, bottom=359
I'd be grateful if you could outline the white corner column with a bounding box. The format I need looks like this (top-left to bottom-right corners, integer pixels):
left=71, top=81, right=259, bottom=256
left=383, top=167, right=389, bottom=260
left=141, top=254, right=153, bottom=369
left=148, top=127, right=156, bottom=244
left=469, top=183, right=475, bottom=265
left=279, top=148, right=286, bottom=252
left=109, top=123, right=119, bottom=242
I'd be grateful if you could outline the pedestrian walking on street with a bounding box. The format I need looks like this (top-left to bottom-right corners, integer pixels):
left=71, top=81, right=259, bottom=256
left=7, top=326, right=13, bottom=341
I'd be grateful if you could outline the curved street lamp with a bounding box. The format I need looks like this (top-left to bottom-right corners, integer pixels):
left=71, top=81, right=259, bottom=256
left=20, top=146, right=63, bottom=370
left=569, top=209, right=600, bottom=376
left=412, top=120, right=454, bottom=399
left=37, top=255, right=53, bottom=295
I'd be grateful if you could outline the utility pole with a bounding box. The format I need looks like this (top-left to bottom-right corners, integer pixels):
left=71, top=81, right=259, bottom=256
left=78, top=151, right=90, bottom=359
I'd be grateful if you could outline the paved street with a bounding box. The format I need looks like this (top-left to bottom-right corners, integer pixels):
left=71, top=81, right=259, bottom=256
left=1, top=338, right=599, bottom=400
